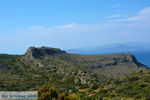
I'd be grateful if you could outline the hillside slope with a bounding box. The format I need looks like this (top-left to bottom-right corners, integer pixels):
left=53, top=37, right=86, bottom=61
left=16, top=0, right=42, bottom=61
left=0, top=46, right=148, bottom=91
left=38, top=71, right=150, bottom=100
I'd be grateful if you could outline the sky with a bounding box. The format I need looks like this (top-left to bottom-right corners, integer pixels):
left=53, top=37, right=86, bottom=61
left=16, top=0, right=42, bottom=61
left=0, top=0, right=150, bottom=54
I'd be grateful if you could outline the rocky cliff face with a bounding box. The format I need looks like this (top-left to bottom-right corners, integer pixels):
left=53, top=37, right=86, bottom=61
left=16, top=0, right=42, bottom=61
left=23, top=46, right=66, bottom=67
left=25, top=46, right=66, bottom=57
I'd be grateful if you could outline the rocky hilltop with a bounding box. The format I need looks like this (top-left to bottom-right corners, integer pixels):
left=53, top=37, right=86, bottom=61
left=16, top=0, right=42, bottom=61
left=23, top=46, right=147, bottom=77
left=0, top=46, right=148, bottom=91
left=25, top=46, right=66, bottom=58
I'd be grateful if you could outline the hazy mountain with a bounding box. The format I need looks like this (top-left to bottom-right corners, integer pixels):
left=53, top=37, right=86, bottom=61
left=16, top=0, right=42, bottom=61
left=66, top=43, right=150, bottom=54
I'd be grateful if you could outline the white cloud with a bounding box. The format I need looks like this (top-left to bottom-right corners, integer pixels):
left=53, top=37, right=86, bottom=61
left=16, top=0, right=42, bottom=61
left=25, top=23, right=77, bottom=31
left=139, top=7, right=150, bottom=17
left=108, top=7, right=150, bottom=23
left=52, top=23, right=76, bottom=29
left=107, top=14, right=122, bottom=18
left=108, top=16, right=143, bottom=22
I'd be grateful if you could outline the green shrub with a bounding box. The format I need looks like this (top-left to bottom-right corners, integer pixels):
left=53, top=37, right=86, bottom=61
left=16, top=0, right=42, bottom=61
left=38, top=85, right=58, bottom=100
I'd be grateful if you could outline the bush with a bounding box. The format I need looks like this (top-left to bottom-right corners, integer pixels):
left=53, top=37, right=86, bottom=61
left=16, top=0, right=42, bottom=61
left=128, top=76, right=139, bottom=82
left=38, top=85, right=58, bottom=100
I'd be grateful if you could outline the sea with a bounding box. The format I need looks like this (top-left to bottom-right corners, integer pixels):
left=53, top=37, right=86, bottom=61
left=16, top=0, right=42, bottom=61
left=132, top=50, right=150, bottom=68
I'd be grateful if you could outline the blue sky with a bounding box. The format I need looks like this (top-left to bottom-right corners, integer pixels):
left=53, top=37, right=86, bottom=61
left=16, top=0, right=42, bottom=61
left=0, top=0, right=150, bottom=54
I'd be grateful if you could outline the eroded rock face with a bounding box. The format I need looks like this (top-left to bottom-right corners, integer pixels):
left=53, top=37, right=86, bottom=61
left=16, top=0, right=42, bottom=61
left=25, top=46, right=66, bottom=58
left=74, top=70, right=100, bottom=85
left=22, top=46, right=66, bottom=67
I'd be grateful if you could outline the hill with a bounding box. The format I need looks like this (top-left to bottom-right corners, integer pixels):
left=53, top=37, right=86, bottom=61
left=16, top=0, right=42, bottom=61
left=66, top=43, right=150, bottom=67
left=0, top=46, right=148, bottom=92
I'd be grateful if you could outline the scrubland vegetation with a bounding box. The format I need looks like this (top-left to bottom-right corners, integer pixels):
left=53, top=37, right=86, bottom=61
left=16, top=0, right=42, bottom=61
left=0, top=47, right=149, bottom=100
